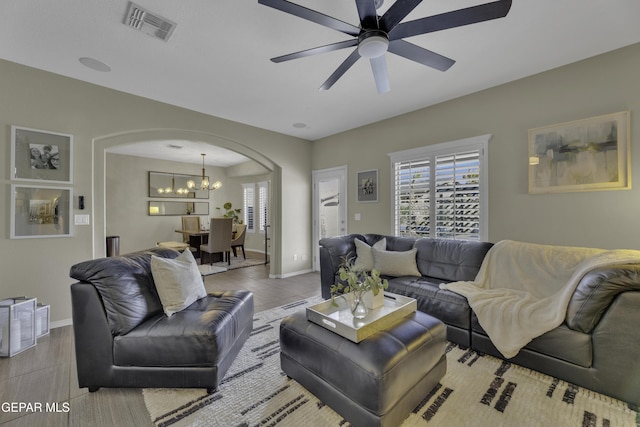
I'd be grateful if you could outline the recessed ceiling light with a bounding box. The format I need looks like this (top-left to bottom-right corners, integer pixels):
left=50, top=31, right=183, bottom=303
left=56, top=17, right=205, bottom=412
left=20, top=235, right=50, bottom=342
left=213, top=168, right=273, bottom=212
left=292, top=123, right=307, bottom=129
left=79, top=57, right=111, bottom=72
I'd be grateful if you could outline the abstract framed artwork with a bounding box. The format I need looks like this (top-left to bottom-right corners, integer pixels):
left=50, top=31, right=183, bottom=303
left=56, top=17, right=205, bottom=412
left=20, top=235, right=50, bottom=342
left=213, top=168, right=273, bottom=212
left=528, top=111, right=630, bottom=194
left=10, top=185, right=73, bottom=239
left=10, top=126, right=74, bottom=184
left=357, top=169, right=378, bottom=202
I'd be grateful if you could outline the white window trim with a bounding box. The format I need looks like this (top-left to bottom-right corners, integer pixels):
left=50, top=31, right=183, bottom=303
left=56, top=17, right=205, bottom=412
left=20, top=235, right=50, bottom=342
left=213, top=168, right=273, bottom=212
left=388, top=134, right=490, bottom=241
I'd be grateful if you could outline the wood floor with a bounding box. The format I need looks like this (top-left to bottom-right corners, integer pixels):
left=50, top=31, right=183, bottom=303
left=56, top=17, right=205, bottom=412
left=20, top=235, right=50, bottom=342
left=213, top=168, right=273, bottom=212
left=0, top=255, right=320, bottom=426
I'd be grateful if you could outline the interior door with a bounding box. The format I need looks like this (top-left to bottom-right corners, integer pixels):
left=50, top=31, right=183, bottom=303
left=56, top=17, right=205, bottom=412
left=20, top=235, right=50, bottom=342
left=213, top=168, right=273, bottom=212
left=312, top=166, right=347, bottom=271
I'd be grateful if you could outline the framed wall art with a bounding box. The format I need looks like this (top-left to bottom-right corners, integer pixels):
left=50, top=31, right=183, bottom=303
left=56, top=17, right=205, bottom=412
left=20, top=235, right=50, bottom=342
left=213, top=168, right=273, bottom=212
left=528, top=111, right=630, bottom=194
left=10, top=185, right=73, bottom=239
left=357, top=169, right=378, bottom=203
left=10, top=126, right=74, bottom=184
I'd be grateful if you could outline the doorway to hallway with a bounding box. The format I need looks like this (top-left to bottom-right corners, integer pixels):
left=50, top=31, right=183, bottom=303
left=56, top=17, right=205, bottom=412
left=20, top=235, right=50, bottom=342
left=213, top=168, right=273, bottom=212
left=312, top=165, right=347, bottom=271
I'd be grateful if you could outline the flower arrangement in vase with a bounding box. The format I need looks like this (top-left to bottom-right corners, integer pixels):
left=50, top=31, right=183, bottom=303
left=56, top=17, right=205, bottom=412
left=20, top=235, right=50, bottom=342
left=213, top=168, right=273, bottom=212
left=330, top=256, right=389, bottom=319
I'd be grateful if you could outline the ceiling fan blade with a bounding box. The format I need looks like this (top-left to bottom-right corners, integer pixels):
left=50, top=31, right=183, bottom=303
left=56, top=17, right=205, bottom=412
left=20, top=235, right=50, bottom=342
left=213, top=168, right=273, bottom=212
left=271, top=40, right=358, bottom=63
left=356, top=0, right=378, bottom=29
left=389, top=0, right=512, bottom=40
left=388, top=39, right=455, bottom=71
left=319, top=49, right=361, bottom=91
left=258, top=0, right=360, bottom=37
left=370, top=56, right=390, bottom=94
left=380, top=0, right=423, bottom=33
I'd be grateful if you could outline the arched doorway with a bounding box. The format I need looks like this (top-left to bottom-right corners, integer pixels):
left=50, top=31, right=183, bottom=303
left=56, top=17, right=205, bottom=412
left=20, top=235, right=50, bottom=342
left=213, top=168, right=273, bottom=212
left=92, top=128, right=282, bottom=276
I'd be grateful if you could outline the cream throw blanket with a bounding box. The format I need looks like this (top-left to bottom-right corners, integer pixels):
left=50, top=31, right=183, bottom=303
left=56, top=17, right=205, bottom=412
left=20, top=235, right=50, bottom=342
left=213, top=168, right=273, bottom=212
left=440, top=240, right=640, bottom=358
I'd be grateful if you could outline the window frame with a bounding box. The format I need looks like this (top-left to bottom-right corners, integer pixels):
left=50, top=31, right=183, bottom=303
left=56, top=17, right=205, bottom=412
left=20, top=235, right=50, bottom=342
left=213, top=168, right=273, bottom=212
left=388, top=134, right=490, bottom=241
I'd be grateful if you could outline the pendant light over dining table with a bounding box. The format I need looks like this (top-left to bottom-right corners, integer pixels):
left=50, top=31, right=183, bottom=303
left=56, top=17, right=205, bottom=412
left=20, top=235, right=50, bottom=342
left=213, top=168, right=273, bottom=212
left=187, top=153, right=222, bottom=191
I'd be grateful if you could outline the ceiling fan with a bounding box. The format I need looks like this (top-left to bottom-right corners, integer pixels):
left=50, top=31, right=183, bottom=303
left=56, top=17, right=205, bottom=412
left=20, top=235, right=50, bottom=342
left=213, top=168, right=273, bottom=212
left=258, top=0, right=512, bottom=94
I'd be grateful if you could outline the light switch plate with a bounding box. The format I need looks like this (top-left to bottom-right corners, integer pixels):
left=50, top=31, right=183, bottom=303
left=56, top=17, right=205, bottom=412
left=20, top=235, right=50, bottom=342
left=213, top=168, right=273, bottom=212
left=74, top=214, right=90, bottom=225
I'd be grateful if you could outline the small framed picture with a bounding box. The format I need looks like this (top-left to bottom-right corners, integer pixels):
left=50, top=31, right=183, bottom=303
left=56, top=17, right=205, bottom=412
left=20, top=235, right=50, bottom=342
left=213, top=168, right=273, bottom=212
left=11, top=126, right=74, bottom=184
left=10, top=185, right=73, bottom=239
left=357, top=169, right=378, bottom=203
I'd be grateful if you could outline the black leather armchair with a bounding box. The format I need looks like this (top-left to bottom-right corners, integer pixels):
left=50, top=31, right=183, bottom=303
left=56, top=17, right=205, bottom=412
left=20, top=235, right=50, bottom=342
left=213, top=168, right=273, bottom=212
left=70, top=247, right=254, bottom=392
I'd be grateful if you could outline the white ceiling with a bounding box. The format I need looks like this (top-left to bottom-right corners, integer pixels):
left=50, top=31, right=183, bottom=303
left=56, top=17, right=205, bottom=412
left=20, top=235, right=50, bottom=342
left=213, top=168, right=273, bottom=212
left=107, top=140, right=252, bottom=168
left=2, top=0, right=640, bottom=165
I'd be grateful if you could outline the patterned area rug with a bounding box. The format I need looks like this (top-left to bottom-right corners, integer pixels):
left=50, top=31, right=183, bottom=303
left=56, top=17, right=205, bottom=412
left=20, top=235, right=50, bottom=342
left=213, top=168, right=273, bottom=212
left=143, top=298, right=638, bottom=427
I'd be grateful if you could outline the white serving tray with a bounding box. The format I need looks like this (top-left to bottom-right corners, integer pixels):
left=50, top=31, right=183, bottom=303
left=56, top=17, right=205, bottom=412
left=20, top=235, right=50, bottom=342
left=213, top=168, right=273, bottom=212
left=306, top=292, right=417, bottom=343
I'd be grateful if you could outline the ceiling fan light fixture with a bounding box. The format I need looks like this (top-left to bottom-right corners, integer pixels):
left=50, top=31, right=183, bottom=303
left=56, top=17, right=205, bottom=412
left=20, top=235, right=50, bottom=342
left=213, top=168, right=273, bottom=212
left=259, top=0, right=513, bottom=93
left=358, top=31, right=389, bottom=59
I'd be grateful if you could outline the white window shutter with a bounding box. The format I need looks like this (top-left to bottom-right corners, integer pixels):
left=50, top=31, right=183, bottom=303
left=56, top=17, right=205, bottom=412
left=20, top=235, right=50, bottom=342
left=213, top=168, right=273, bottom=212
left=389, top=134, right=489, bottom=241
left=242, top=183, right=255, bottom=232
left=258, top=181, right=268, bottom=233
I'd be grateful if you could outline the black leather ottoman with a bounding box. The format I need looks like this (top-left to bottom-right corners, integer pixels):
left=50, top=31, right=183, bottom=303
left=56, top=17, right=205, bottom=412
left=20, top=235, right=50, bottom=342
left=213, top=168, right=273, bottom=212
left=280, top=310, right=447, bottom=427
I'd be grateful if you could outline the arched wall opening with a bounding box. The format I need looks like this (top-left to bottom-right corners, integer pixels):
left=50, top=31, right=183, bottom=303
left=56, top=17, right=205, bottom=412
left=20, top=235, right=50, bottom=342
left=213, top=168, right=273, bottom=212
left=92, top=128, right=282, bottom=276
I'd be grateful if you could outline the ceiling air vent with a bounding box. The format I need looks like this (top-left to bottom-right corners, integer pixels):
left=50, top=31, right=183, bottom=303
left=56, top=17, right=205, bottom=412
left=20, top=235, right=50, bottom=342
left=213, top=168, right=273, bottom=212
left=123, top=2, right=176, bottom=42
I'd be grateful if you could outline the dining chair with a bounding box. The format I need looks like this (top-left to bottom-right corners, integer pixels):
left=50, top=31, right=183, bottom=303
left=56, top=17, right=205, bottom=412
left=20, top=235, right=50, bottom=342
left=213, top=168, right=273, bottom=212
left=200, top=217, right=233, bottom=265
left=181, top=216, right=201, bottom=242
left=181, top=216, right=201, bottom=253
left=157, top=216, right=198, bottom=252
left=231, top=224, right=247, bottom=259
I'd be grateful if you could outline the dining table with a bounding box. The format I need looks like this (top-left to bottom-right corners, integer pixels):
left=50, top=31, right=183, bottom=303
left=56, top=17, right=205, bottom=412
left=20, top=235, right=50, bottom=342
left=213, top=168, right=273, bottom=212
left=175, top=229, right=209, bottom=258
left=175, top=229, right=237, bottom=259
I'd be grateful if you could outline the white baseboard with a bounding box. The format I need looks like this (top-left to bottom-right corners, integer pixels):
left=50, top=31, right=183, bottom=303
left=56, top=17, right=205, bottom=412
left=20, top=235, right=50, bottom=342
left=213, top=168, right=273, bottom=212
left=51, top=318, right=73, bottom=329
left=270, top=268, right=313, bottom=279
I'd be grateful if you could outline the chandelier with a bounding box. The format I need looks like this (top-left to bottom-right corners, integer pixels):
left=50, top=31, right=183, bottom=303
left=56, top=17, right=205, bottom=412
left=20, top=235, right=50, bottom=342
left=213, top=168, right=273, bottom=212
left=187, top=153, right=221, bottom=191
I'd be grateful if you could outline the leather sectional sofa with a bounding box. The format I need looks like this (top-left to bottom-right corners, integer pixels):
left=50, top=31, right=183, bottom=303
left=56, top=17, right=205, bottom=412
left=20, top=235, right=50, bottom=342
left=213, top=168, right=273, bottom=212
left=319, top=234, right=640, bottom=407
left=70, top=247, right=254, bottom=393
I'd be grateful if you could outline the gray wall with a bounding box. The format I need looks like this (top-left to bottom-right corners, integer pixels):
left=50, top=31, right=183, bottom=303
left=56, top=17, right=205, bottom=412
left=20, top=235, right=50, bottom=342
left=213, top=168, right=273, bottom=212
left=2, top=42, right=639, bottom=325
left=105, top=153, right=270, bottom=255
left=0, top=59, right=311, bottom=324
left=312, top=43, right=640, bottom=250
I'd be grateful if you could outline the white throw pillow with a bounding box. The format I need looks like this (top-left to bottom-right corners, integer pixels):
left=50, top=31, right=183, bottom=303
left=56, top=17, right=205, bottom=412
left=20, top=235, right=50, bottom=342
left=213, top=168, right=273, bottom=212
left=352, top=238, right=386, bottom=272
left=151, top=249, right=207, bottom=316
left=372, top=247, right=421, bottom=277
